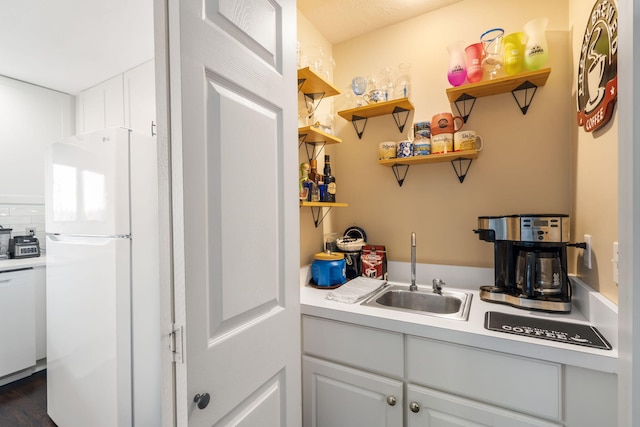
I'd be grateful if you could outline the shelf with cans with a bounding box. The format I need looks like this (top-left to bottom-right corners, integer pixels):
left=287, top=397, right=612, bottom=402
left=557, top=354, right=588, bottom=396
left=298, top=68, right=347, bottom=227
left=298, top=67, right=342, bottom=161
left=377, top=118, right=484, bottom=186
left=446, top=68, right=551, bottom=122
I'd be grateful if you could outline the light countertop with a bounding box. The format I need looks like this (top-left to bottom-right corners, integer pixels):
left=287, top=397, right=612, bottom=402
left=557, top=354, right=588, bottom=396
left=300, top=262, right=618, bottom=374
left=0, top=256, right=46, bottom=272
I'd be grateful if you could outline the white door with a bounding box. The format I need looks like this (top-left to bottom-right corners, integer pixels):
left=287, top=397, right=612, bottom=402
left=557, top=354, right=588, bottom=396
left=156, top=0, right=300, bottom=425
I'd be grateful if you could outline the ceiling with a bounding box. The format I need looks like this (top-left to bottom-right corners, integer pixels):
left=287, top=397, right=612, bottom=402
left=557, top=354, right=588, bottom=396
left=0, top=0, right=154, bottom=94
left=0, top=0, right=459, bottom=95
left=297, top=0, right=462, bottom=44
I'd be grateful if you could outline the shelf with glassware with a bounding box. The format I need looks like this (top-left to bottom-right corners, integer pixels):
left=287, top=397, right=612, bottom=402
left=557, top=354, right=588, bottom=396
left=298, top=125, right=342, bottom=161
left=379, top=150, right=479, bottom=186
left=298, top=68, right=346, bottom=227
left=446, top=68, right=551, bottom=122
left=337, top=98, right=415, bottom=139
left=298, top=67, right=342, bottom=161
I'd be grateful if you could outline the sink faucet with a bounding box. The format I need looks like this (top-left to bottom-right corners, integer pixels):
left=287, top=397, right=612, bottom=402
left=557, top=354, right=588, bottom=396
left=410, top=232, right=417, bottom=291
left=433, top=278, right=445, bottom=295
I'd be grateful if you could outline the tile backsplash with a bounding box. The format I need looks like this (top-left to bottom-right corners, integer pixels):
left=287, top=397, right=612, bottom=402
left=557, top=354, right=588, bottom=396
left=0, top=204, right=46, bottom=252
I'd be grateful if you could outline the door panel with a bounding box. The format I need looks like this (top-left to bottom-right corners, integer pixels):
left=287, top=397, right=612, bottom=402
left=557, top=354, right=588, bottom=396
left=205, top=0, right=280, bottom=67
left=162, top=0, right=299, bottom=425
left=206, top=75, right=282, bottom=335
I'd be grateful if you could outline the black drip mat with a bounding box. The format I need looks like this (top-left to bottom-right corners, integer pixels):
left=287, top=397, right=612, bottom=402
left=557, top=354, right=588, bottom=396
left=485, top=311, right=612, bottom=350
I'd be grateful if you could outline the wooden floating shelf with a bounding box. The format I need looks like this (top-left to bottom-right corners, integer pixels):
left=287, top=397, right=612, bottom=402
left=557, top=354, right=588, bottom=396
left=298, top=125, right=341, bottom=145
left=300, top=201, right=348, bottom=208
left=445, top=68, right=551, bottom=103
left=337, top=98, right=414, bottom=121
left=298, top=67, right=340, bottom=97
left=378, top=150, right=478, bottom=166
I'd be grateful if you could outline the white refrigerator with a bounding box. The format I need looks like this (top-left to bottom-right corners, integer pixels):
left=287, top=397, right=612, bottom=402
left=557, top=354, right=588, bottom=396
left=44, top=127, right=161, bottom=427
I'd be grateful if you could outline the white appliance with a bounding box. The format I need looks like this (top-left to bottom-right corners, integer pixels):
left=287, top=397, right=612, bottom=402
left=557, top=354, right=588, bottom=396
left=44, top=127, right=161, bottom=427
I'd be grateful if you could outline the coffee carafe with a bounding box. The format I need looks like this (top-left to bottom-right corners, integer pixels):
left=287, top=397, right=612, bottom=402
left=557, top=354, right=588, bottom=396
left=515, top=247, right=563, bottom=296
left=474, top=214, right=586, bottom=313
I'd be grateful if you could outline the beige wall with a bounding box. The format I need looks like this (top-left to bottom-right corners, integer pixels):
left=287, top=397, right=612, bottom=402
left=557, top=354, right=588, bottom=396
left=298, top=10, right=337, bottom=265
left=569, top=0, right=618, bottom=303
left=298, top=0, right=619, bottom=304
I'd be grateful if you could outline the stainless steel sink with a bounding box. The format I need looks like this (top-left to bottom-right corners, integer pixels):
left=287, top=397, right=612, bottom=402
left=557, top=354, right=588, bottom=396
left=361, top=284, right=472, bottom=321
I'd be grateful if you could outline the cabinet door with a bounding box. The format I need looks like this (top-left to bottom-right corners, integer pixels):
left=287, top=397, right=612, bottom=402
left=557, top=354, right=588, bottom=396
left=0, top=269, right=36, bottom=377
left=76, top=75, right=124, bottom=134
left=76, top=84, right=104, bottom=134
left=407, top=384, right=562, bottom=427
left=303, top=355, right=402, bottom=427
left=124, top=60, right=156, bottom=136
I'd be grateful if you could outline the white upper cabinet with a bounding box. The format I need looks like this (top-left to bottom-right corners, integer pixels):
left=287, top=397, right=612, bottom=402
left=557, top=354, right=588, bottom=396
left=75, top=60, right=156, bottom=136
left=75, top=74, right=125, bottom=134
left=124, top=60, right=156, bottom=136
left=0, top=75, right=74, bottom=203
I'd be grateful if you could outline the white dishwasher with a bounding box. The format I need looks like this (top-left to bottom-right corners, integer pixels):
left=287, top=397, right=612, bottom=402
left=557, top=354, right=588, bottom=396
left=0, top=268, right=36, bottom=378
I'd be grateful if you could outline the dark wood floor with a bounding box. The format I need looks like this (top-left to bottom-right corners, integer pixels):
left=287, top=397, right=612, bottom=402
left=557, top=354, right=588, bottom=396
left=0, top=370, right=57, bottom=426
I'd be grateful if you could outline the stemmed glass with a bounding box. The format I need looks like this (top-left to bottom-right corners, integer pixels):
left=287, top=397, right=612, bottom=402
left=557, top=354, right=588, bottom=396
left=351, top=76, right=367, bottom=107
left=380, top=67, right=396, bottom=101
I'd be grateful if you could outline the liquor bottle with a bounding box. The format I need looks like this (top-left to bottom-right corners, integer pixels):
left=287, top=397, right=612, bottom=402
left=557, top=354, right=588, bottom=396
left=308, top=159, right=319, bottom=184
left=322, top=154, right=336, bottom=202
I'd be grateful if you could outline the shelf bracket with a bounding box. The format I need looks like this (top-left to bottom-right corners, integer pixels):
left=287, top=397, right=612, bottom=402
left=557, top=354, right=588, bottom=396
left=451, top=158, right=473, bottom=183
left=453, top=93, right=477, bottom=123
left=298, top=132, right=307, bottom=148
left=309, top=205, right=333, bottom=228
left=391, top=164, right=410, bottom=187
left=304, top=92, right=327, bottom=118
left=298, top=77, right=306, bottom=93
left=511, top=81, right=538, bottom=115
left=391, top=106, right=411, bottom=134
left=303, top=140, right=324, bottom=161
left=350, top=115, right=368, bottom=139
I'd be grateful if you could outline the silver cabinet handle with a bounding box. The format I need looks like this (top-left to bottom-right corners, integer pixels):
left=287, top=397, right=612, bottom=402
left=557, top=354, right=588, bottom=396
left=386, top=395, right=397, bottom=406
left=409, top=401, right=420, bottom=413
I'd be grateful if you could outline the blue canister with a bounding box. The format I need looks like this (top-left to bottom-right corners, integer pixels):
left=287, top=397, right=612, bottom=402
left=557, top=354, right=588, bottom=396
left=311, top=252, right=346, bottom=287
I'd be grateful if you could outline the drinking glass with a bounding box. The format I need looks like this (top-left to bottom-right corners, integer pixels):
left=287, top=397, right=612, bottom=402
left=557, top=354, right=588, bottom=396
left=465, top=42, right=484, bottom=83
left=351, top=76, right=367, bottom=106
left=447, top=41, right=467, bottom=86
left=523, top=18, right=549, bottom=71
left=395, top=62, right=412, bottom=99
left=503, top=32, right=525, bottom=75
left=481, top=28, right=505, bottom=80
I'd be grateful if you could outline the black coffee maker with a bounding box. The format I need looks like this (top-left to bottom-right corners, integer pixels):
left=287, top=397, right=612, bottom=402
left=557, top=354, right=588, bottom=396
left=474, top=214, right=586, bottom=313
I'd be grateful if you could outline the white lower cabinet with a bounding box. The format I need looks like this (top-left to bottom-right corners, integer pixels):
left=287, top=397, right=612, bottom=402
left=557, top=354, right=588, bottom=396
left=302, top=315, right=617, bottom=427
left=303, top=356, right=403, bottom=427
left=406, top=384, right=561, bottom=427
left=0, top=269, right=36, bottom=378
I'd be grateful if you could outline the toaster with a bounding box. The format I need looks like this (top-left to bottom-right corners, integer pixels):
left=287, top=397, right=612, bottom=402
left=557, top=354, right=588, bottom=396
left=9, top=235, right=41, bottom=258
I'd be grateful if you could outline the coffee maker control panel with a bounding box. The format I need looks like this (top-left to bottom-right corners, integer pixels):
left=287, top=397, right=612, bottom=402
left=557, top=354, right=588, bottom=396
left=520, top=215, right=570, bottom=243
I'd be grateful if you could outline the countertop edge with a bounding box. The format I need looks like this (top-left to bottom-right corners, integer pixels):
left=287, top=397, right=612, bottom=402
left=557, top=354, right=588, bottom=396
left=0, top=256, right=46, bottom=271
left=300, top=263, right=618, bottom=375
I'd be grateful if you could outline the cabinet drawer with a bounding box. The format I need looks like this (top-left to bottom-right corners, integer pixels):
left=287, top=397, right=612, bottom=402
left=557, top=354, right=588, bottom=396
left=407, top=336, right=561, bottom=420
left=302, top=316, right=403, bottom=377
